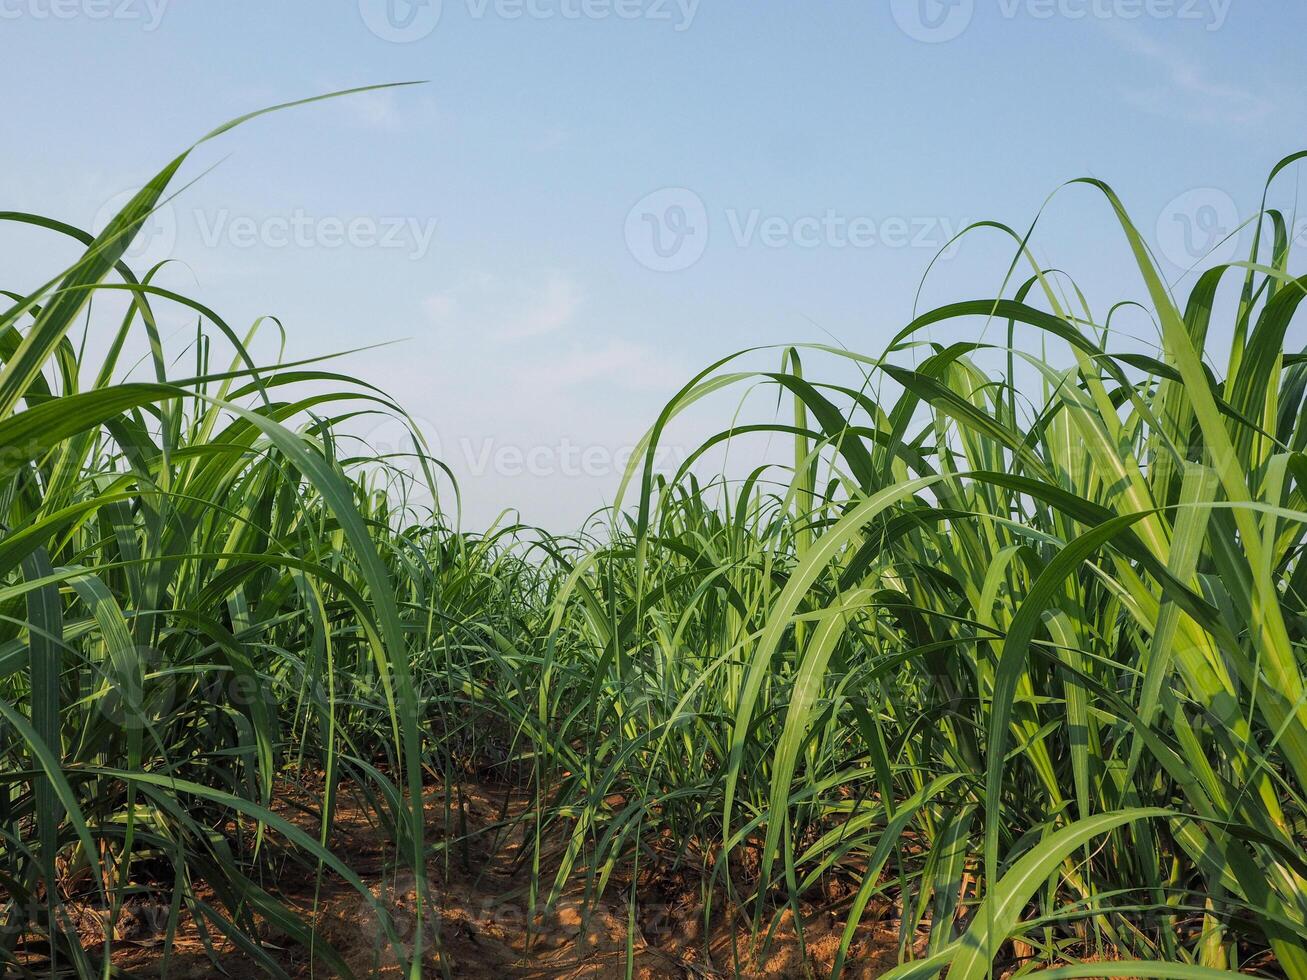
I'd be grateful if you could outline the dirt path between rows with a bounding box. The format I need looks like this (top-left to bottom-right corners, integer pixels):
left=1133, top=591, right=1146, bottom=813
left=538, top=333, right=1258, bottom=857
left=82, top=774, right=917, bottom=978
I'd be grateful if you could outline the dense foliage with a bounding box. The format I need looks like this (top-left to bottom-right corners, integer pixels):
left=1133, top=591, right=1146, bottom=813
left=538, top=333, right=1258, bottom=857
left=1, top=95, right=1305, bottom=978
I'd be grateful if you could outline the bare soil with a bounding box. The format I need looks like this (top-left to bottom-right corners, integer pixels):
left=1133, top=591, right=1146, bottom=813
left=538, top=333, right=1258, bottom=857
left=62, top=774, right=926, bottom=978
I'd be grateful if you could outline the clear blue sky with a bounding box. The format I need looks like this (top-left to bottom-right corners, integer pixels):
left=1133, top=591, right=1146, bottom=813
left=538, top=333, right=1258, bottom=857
left=2, top=1, right=1303, bottom=528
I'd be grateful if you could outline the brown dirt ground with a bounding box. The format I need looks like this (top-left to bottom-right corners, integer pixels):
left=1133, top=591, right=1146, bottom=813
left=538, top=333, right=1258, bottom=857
left=41, top=775, right=1276, bottom=978
left=57, top=774, right=932, bottom=978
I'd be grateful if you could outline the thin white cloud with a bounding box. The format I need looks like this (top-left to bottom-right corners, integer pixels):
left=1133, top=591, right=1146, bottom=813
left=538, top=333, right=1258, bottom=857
left=340, top=89, right=404, bottom=131
left=424, top=271, right=582, bottom=339
left=424, top=291, right=456, bottom=322
left=421, top=272, right=692, bottom=399
left=308, top=81, right=443, bottom=132
left=1106, top=22, right=1273, bottom=126
left=509, top=340, right=689, bottom=393
left=504, top=272, right=582, bottom=339
left=528, top=126, right=569, bottom=152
